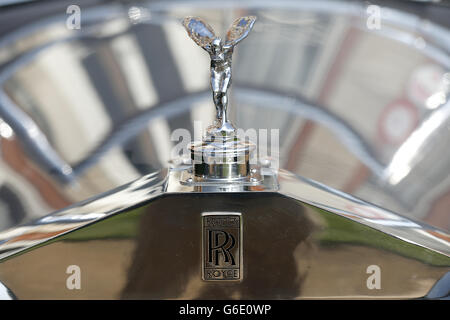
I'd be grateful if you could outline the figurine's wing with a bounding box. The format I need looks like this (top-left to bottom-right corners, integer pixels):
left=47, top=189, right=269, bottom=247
left=182, top=17, right=216, bottom=49
left=224, top=16, right=256, bottom=48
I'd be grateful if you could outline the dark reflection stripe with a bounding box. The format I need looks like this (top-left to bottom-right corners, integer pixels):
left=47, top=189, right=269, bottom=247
left=82, top=46, right=127, bottom=125
left=134, top=23, right=194, bottom=134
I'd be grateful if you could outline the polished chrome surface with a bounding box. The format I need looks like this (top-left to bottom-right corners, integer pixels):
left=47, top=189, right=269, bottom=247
left=0, top=281, right=15, bottom=300
left=0, top=169, right=167, bottom=260
left=0, top=0, right=449, bottom=300
left=0, top=1, right=448, bottom=232
left=0, top=166, right=448, bottom=299
left=189, top=135, right=255, bottom=181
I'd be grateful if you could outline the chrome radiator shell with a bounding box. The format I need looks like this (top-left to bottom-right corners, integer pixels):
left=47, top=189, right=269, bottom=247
left=0, top=167, right=448, bottom=299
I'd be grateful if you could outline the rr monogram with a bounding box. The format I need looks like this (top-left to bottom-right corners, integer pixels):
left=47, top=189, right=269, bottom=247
left=208, top=230, right=236, bottom=266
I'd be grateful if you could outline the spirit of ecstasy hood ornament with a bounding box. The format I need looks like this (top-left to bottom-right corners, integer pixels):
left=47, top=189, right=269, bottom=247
left=183, top=16, right=256, bottom=136
left=182, top=16, right=258, bottom=183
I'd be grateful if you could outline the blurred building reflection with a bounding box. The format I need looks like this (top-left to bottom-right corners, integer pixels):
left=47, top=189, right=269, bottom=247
left=0, top=0, right=448, bottom=231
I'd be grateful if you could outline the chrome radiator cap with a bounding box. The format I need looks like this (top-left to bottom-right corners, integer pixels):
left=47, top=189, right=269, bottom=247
left=185, top=16, right=257, bottom=183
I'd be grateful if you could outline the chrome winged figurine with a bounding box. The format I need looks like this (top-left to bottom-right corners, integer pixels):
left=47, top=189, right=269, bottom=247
left=183, top=16, right=256, bottom=135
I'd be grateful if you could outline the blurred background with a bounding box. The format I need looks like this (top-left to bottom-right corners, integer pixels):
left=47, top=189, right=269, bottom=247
left=0, top=0, right=448, bottom=233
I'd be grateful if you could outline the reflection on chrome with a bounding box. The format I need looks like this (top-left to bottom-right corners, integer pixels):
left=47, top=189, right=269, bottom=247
left=385, top=101, right=450, bottom=185
left=0, top=170, right=166, bottom=259
left=0, top=2, right=447, bottom=224
left=0, top=281, right=15, bottom=300
left=0, top=167, right=448, bottom=298
left=0, top=0, right=448, bottom=299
